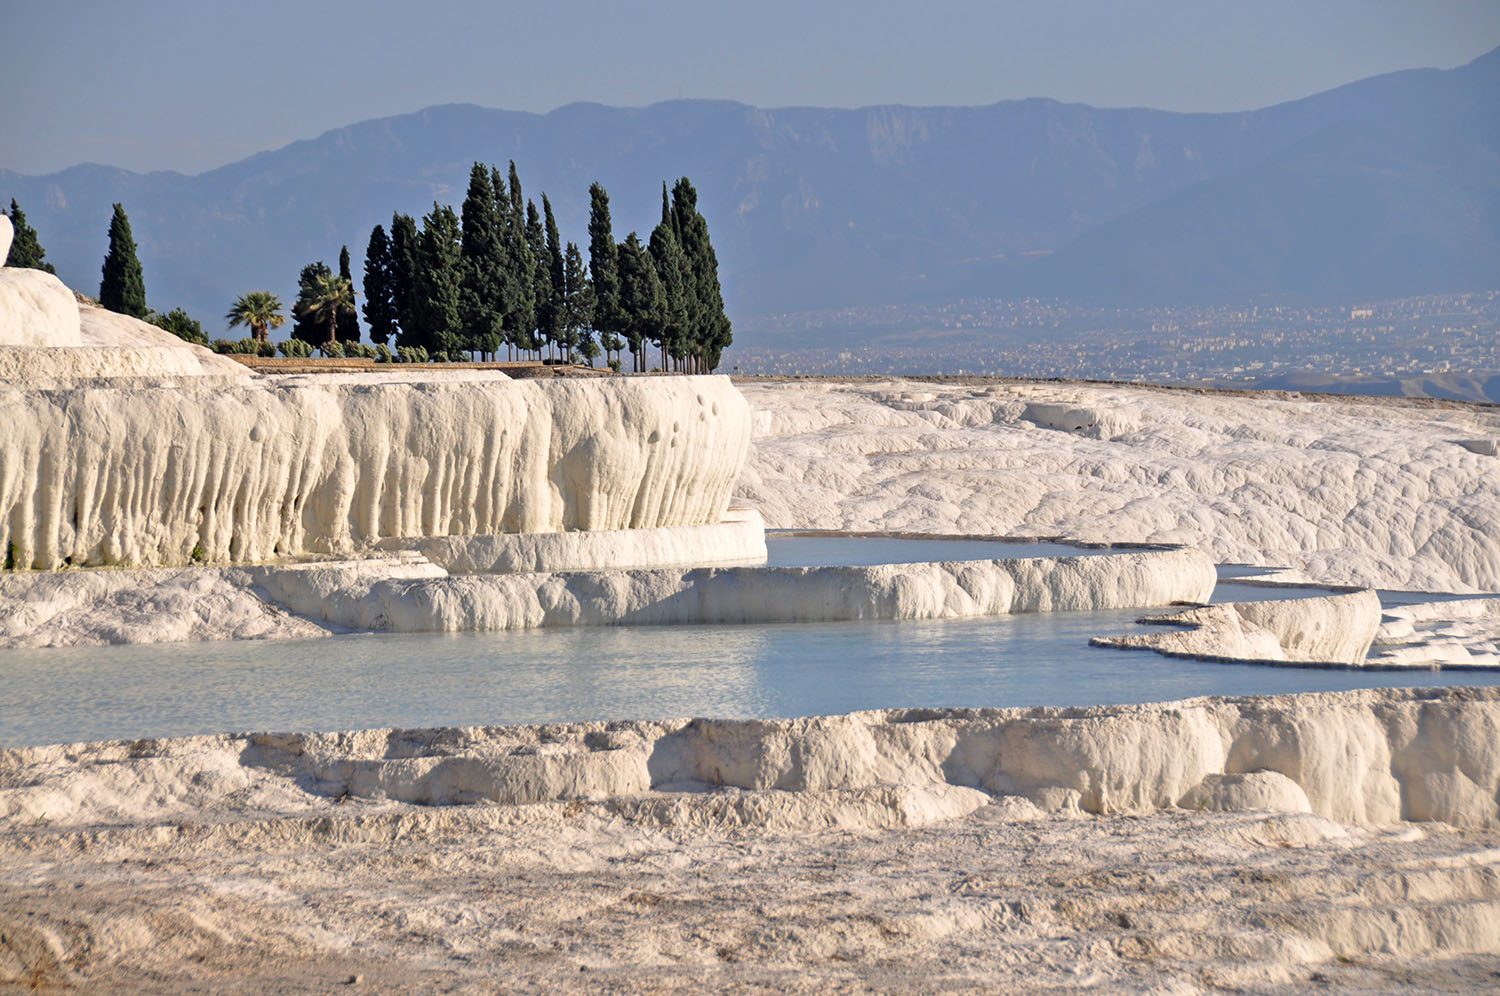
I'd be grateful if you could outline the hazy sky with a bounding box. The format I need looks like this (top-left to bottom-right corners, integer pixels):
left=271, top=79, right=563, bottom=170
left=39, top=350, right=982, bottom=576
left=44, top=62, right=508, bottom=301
left=4, top=0, right=1498, bottom=175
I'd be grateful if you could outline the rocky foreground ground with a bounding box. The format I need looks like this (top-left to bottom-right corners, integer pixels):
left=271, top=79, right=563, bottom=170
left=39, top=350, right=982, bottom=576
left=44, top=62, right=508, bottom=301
left=5, top=689, right=1500, bottom=991
left=4, top=792, right=1499, bottom=991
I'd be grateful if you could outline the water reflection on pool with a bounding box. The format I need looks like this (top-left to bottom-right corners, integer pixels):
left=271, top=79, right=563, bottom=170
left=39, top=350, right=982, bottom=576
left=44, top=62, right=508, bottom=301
left=6, top=608, right=1500, bottom=748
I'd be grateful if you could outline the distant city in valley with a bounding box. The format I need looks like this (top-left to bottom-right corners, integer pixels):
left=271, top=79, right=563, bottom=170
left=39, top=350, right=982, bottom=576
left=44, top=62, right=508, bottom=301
left=732, top=291, right=1500, bottom=401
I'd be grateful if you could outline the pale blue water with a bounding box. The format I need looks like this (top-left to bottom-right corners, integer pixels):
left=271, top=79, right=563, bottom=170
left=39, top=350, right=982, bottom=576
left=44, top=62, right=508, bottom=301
left=3, top=535, right=1497, bottom=748
left=763, top=532, right=1117, bottom=567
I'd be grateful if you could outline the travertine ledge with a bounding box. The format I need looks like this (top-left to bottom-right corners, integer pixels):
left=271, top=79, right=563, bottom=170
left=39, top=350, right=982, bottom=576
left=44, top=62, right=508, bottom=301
left=1094, top=590, right=1383, bottom=666
left=0, top=545, right=1215, bottom=646
left=3, top=686, right=1497, bottom=829
left=375, top=507, right=770, bottom=573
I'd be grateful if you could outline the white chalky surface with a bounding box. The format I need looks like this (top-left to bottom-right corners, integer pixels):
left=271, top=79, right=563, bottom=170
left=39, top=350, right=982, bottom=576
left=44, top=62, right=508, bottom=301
left=734, top=378, right=1500, bottom=593
left=4, top=688, right=1500, bottom=991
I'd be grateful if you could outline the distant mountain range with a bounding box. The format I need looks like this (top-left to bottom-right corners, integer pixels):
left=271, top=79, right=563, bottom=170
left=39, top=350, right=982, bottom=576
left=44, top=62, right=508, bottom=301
left=3, top=46, right=1497, bottom=328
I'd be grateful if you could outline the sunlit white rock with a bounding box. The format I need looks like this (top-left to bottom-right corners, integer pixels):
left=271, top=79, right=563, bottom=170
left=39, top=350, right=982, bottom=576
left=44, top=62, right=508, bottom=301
left=737, top=379, right=1500, bottom=592
left=4, top=687, right=1498, bottom=829
left=1094, top=590, right=1382, bottom=665
left=377, top=507, right=769, bottom=573
left=0, top=267, right=82, bottom=347
left=0, top=546, right=1214, bottom=647
left=0, top=374, right=752, bottom=569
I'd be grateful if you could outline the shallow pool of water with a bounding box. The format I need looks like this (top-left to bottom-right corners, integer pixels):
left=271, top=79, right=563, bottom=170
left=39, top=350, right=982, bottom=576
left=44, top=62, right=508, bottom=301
left=763, top=532, right=1117, bottom=567
left=6, top=606, right=1500, bottom=748
left=6, top=536, right=1495, bottom=748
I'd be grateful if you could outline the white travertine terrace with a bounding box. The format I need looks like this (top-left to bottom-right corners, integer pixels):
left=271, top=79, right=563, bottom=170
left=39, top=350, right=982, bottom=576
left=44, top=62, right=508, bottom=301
left=376, top=507, right=770, bottom=573
left=0, top=266, right=83, bottom=347
left=0, top=261, right=753, bottom=570
left=0, top=545, right=1216, bottom=647
left=737, top=379, right=1500, bottom=592
left=7, top=688, right=1500, bottom=990
left=257, top=546, right=1216, bottom=633
left=0, top=373, right=752, bottom=569
left=1094, top=590, right=1384, bottom=666
left=1372, top=596, right=1500, bottom=668
left=3, top=687, right=1497, bottom=829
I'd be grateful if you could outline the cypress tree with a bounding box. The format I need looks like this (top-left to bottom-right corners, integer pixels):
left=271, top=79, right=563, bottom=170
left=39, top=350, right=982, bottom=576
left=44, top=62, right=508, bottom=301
left=4, top=199, right=56, bottom=273
left=542, top=194, right=566, bottom=357
left=501, top=162, right=536, bottom=357
left=414, top=204, right=463, bottom=358
left=506, top=161, right=525, bottom=223
left=617, top=232, right=666, bottom=372
left=487, top=165, right=519, bottom=357
left=459, top=163, right=503, bottom=359
left=388, top=213, right=420, bottom=341
left=650, top=191, right=690, bottom=370
left=336, top=245, right=361, bottom=342
left=653, top=181, right=690, bottom=369
left=99, top=203, right=147, bottom=318
left=290, top=260, right=333, bottom=345
left=671, top=178, right=732, bottom=371
left=561, top=241, right=594, bottom=364
left=525, top=200, right=552, bottom=359
left=586, top=182, right=622, bottom=366
left=361, top=225, right=398, bottom=346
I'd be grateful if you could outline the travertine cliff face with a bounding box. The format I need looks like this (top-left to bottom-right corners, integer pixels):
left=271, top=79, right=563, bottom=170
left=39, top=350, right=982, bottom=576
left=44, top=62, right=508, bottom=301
left=0, top=374, right=752, bottom=568
left=0, top=253, right=753, bottom=568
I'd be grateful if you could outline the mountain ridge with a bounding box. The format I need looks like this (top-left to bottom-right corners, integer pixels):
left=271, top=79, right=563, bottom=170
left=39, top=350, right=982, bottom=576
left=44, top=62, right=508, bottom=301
left=3, top=46, right=1496, bottom=328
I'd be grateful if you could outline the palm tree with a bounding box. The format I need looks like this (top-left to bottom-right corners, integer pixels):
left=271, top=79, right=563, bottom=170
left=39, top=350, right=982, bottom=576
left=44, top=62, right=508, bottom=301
left=302, top=273, right=355, bottom=354
left=225, top=291, right=286, bottom=343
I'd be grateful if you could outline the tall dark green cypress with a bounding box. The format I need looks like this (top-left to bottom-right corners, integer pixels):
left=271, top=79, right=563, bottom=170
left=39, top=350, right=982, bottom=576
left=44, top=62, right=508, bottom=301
left=525, top=200, right=552, bottom=359
left=671, top=178, right=732, bottom=371
left=290, top=260, right=333, bottom=345
left=502, top=163, right=536, bottom=356
left=649, top=216, right=690, bottom=371
left=539, top=195, right=566, bottom=361
left=562, top=241, right=595, bottom=364
left=617, top=232, right=665, bottom=372
left=336, top=245, right=361, bottom=342
left=414, top=203, right=463, bottom=357
left=388, top=213, right=420, bottom=342
left=99, top=203, right=147, bottom=318
left=487, top=165, right=519, bottom=357
left=586, top=182, right=622, bottom=365
left=361, top=224, right=398, bottom=346
left=459, top=163, right=503, bottom=359
left=4, top=199, right=56, bottom=273
left=542, top=197, right=565, bottom=311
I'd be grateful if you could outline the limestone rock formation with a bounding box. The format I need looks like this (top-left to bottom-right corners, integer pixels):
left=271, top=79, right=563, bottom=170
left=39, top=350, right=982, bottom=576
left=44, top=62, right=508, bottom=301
left=1094, top=590, right=1383, bottom=665
left=0, top=373, right=752, bottom=569
left=0, top=545, right=1213, bottom=646
left=4, top=687, right=1497, bottom=829
left=738, top=379, right=1500, bottom=592
left=376, top=508, right=770, bottom=573
left=0, top=267, right=83, bottom=347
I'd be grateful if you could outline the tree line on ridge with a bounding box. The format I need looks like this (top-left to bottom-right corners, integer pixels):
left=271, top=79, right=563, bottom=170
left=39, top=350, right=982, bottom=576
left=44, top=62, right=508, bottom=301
left=4, top=165, right=734, bottom=373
